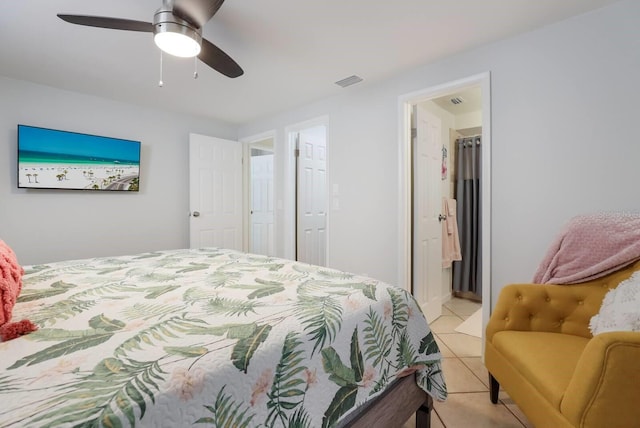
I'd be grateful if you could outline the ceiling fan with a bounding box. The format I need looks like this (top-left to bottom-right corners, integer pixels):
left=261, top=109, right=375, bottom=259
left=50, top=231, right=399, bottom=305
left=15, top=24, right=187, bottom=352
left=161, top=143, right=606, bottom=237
left=57, top=0, right=243, bottom=78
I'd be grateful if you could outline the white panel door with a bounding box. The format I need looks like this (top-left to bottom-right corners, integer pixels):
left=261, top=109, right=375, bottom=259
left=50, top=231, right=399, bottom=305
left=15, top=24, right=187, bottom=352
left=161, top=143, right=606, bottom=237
left=250, top=154, right=274, bottom=256
left=413, top=106, right=443, bottom=323
left=297, top=127, right=326, bottom=266
left=189, top=133, right=243, bottom=250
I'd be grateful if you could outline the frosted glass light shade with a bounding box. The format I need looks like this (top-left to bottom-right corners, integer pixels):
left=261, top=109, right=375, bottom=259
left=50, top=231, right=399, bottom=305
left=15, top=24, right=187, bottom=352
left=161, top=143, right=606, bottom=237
left=154, top=32, right=201, bottom=58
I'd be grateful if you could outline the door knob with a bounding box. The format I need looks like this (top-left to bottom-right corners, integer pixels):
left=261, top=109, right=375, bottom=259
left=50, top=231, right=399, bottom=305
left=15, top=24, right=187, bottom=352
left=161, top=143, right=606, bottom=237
left=192, top=211, right=200, bottom=217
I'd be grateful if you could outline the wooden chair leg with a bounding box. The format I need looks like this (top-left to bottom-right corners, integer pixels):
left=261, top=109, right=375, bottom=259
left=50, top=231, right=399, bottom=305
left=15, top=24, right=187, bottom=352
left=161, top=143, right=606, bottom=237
left=416, top=395, right=433, bottom=428
left=489, top=373, right=500, bottom=404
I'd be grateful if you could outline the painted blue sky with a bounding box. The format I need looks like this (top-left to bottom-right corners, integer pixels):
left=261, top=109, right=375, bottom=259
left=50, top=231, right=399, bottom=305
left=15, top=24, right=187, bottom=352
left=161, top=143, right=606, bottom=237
left=18, top=125, right=140, bottom=162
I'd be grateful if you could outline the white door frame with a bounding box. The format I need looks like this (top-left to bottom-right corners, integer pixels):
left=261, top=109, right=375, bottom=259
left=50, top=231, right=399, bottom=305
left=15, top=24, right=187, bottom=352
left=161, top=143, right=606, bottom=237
left=397, top=72, right=492, bottom=335
left=241, top=130, right=276, bottom=254
left=284, top=116, right=330, bottom=262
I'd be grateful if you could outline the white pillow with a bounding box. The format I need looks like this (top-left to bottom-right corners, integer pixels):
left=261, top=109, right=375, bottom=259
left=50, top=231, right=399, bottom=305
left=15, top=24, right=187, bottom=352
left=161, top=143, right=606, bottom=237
left=589, top=271, right=640, bottom=335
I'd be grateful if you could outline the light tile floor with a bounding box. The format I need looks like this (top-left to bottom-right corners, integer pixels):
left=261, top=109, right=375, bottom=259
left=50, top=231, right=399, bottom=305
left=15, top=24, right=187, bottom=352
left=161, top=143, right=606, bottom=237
left=403, top=298, right=533, bottom=428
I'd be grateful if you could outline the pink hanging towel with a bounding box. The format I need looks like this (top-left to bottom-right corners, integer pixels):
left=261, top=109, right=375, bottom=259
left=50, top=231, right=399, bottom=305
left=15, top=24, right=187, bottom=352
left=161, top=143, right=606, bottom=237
left=442, top=198, right=462, bottom=268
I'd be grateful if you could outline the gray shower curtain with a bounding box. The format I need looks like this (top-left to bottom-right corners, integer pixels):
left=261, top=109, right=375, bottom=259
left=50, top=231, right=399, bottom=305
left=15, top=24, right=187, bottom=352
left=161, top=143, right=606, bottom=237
left=452, top=136, right=482, bottom=300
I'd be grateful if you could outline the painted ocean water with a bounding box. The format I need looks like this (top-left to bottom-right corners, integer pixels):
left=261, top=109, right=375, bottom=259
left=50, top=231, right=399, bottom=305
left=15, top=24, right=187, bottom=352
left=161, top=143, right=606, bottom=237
left=19, top=149, right=138, bottom=165
left=18, top=125, right=141, bottom=191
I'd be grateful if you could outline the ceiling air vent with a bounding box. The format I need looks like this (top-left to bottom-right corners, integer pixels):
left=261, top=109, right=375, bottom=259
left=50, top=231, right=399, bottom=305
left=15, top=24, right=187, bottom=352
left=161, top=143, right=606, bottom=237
left=450, top=96, right=464, bottom=105
left=335, top=75, right=363, bottom=88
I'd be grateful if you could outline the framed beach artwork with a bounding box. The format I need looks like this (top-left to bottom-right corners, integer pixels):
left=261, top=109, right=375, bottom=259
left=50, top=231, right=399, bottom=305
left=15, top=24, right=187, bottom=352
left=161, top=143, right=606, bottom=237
left=17, top=125, right=141, bottom=191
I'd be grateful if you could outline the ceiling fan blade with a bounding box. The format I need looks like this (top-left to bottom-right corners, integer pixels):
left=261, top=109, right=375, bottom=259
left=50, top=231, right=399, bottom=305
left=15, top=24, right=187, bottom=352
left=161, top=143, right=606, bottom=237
left=57, top=15, right=154, bottom=32
left=199, top=38, right=243, bottom=78
left=172, top=0, right=225, bottom=28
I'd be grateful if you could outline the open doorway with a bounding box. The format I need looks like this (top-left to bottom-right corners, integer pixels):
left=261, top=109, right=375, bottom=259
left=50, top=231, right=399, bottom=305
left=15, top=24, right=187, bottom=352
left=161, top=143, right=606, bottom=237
left=398, top=73, right=491, bottom=338
left=427, top=86, right=483, bottom=304
left=247, top=137, right=275, bottom=256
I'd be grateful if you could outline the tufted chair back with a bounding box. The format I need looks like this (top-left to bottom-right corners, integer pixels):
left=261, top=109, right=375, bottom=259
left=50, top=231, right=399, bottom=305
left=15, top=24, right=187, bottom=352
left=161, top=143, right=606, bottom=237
left=486, top=259, right=640, bottom=341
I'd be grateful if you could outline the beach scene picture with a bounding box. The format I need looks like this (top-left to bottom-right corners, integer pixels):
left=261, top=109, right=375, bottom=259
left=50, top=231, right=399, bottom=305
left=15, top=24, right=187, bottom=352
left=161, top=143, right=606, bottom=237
left=18, top=125, right=141, bottom=191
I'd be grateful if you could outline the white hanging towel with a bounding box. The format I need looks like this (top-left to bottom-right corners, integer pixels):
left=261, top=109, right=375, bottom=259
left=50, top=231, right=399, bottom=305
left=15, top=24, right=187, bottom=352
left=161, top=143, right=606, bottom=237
left=442, top=197, right=462, bottom=268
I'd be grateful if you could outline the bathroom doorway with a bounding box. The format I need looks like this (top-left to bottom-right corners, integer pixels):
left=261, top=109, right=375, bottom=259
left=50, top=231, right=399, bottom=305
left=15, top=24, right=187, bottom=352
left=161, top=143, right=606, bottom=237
left=398, top=72, right=491, bottom=335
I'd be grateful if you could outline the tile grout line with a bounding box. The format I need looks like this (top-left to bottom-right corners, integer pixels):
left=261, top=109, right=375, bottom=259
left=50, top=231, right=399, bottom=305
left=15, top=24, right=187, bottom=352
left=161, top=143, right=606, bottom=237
left=500, top=399, right=528, bottom=428
left=458, top=357, right=489, bottom=388
left=438, top=299, right=528, bottom=427
left=449, top=303, right=528, bottom=427
left=456, top=355, right=528, bottom=427
left=433, top=408, right=446, bottom=428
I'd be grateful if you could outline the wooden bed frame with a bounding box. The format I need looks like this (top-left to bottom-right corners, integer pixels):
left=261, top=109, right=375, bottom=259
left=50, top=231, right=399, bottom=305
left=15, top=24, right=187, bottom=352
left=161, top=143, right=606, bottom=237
left=339, top=373, right=433, bottom=428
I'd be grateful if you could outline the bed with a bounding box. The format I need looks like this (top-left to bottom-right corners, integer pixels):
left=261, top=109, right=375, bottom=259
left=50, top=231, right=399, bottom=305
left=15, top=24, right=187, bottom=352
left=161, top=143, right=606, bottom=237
left=0, top=247, right=446, bottom=427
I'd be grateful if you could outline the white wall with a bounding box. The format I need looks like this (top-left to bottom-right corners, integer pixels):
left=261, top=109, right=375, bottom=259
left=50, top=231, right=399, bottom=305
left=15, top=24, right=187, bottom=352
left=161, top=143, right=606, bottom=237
left=0, top=76, right=236, bottom=265
left=241, top=91, right=403, bottom=285
left=239, top=0, right=640, bottom=305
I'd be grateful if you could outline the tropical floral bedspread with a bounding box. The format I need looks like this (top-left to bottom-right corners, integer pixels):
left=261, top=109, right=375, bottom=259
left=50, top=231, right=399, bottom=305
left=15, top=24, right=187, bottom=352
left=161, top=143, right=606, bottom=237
left=0, top=248, right=446, bottom=427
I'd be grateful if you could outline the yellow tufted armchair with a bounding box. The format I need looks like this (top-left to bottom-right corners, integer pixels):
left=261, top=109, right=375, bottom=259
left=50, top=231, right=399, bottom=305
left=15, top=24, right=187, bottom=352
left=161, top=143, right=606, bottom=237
left=485, top=259, right=640, bottom=428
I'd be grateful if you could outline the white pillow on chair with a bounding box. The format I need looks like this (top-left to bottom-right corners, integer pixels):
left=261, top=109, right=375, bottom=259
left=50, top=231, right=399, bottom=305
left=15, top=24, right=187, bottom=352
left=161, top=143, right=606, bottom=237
left=589, top=271, right=640, bottom=335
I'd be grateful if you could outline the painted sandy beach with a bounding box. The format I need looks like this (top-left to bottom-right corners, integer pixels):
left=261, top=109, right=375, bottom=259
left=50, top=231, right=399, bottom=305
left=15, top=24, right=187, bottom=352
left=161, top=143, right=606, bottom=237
left=18, top=125, right=141, bottom=191
left=19, top=163, right=139, bottom=190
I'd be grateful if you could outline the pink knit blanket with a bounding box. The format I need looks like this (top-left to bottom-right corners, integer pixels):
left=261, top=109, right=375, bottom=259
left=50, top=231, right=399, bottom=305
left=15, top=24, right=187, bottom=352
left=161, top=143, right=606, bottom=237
left=533, top=213, right=640, bottom=284
left=0, top=240, right=24, bottom=326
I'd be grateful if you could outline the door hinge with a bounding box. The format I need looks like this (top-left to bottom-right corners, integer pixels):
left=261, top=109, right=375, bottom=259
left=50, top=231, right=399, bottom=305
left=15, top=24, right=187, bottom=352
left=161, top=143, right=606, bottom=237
left=411, top=127, right=417, bottom=139
left=295, top=133, right=300, bottom=157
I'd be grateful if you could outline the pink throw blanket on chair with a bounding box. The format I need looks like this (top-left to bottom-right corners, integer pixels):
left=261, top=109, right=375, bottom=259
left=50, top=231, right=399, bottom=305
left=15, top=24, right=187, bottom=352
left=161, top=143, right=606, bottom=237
left=533, top=213, right=640, bottom=284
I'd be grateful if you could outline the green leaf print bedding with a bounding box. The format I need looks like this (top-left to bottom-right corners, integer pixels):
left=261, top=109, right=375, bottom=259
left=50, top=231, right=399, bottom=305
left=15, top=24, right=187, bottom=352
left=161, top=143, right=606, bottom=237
left=0, top=248, right=446, bottom=427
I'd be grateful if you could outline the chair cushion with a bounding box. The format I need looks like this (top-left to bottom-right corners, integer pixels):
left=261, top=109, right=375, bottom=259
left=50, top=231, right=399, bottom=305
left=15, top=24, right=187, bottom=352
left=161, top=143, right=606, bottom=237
left=492, top=331, right=589, bottom=409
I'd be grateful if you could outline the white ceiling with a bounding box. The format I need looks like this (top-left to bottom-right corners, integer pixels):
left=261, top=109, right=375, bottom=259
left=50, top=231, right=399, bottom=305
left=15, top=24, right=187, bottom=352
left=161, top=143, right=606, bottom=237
left=0, top=0, right=620, bottom=124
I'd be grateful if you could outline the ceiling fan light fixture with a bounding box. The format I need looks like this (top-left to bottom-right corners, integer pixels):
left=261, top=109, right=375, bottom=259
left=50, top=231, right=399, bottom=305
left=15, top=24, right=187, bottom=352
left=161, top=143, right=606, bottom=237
left=154, top=31, right=201, bottom=57
left=153, top=18, right=202, bottom=58
left=58, top=2, right=243, bottom=78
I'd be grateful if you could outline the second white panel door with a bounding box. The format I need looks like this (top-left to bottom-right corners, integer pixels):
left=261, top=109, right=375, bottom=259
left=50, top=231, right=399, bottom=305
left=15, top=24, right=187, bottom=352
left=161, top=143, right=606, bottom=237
left=296, top=126, right=327, bottom=266
left=250, top=153, right=275, bottom=256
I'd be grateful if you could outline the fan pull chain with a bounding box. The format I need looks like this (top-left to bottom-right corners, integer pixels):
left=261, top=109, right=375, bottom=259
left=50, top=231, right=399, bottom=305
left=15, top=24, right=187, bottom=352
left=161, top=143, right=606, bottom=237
left=158, top=51, right=164, bottom=87
left=194, top=56, right=199, bottom=79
